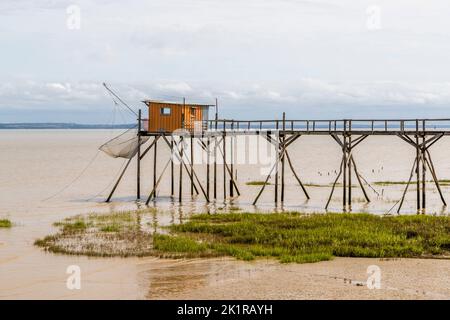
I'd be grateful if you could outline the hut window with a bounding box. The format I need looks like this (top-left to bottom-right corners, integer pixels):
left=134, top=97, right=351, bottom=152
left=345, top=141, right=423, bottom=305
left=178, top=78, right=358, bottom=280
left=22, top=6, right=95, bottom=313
left=160, top=107, right=171, bottom=116
left=190, top=107, right=195, bottom=116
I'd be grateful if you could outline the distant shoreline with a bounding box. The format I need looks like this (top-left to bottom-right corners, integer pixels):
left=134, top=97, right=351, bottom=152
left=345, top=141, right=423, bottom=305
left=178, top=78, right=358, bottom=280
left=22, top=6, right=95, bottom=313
left=0, top=123, right=135, bottom=129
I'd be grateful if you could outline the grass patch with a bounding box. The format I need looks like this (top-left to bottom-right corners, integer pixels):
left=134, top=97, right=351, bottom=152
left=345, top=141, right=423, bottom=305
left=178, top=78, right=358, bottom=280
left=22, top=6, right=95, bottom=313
left=153, top=212, right=450, bottom=264
left=246, top=181, right=270, bottom=186
left=35, top=210, right=450, bottom=264
left=35, top=210, right=153, bottom=257
left=0, top=219, right=12, bottom=228
left=375, top=180, right=450, bottom=186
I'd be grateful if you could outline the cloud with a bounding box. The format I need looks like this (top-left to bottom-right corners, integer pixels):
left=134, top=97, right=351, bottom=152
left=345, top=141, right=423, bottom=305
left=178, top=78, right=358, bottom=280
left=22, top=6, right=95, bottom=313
left=2, top=0, right=450, bottom=122
left=2, top=79, right=450, bottom=115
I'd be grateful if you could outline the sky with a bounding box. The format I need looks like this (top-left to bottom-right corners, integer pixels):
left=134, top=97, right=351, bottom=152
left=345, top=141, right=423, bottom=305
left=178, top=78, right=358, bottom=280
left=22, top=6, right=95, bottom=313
left=1, top=0, right=450, bottom=123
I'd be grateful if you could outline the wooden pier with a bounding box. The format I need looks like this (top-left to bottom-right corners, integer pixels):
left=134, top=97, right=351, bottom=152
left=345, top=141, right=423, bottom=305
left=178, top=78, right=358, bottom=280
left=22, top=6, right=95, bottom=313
left=106, top=113, right=450, bottom=214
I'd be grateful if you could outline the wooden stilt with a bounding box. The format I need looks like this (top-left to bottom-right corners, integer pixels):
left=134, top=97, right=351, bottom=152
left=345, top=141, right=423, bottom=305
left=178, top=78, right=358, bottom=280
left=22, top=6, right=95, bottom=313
left=172, top=136, right=210, bottom=202
left=422, top=134, right=426, bottom=213
left=230, top=122, right=234, bottom=197
left=350, top=156, right=370, bottom=202
left=253, top=156, right=279, bottom=205
left=397, top=158, right=418, bottom=213
left=415, top=123, right=421, bottom=213
left=179, top=136, right=184, bottom=203
left=348, top=133, right=352, bottom=209
left=425, top=149, right=446, bottom=206
left=153, top=135, right=157, bottom=195
left=281, top=113, right=286, bottom=203
left=170, top=138, right=174, bottom=197
left=206, top=137, right=210, bottom=200
left=137, top=109, right=141, bottom=200
left=216, top=138, right=241, bottom=196
left=325, top=157, right=344, bottom=210
left=284, top=149, right=309, bottom=199
left=223, top=127, right=226, bottom=201
left=342, top=122, right=347, bottom=210
left=214, top=135, right=217, bottom=200
left=139, top=137, right=158, bottom=160
left=274, top=121, right=279, bottom=204
left=190, top=135, right=194, bottom=196
left=146, top=158, right=172, bottom=204
left=106, top=156, right=134, bottom=202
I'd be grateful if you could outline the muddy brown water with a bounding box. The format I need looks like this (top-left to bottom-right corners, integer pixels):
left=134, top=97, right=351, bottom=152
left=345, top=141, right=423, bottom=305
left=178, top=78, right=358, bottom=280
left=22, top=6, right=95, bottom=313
left=0, top=129, right=449, bottom=299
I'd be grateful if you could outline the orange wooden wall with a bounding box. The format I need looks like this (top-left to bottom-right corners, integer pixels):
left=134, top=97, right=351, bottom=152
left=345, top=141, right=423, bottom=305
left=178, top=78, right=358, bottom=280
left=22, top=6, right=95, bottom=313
left=145, top=102, right=204, bottom=132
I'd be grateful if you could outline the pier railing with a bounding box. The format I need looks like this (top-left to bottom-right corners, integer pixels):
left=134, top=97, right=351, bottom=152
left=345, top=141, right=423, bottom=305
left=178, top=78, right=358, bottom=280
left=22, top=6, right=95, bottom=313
left=204, top=119, right=450, bottom=134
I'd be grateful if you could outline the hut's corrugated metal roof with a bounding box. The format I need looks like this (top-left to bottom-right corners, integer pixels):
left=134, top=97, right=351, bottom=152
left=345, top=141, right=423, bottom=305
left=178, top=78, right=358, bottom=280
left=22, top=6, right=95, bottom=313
left=142, top=100, right=214, bottom=107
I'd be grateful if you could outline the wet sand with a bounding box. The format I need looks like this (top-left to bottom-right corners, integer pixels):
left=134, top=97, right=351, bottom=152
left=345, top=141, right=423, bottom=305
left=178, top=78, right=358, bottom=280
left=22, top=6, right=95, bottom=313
left=1, top=130, right=449, bottom=299
left=150, top=257, right=450, bottom=300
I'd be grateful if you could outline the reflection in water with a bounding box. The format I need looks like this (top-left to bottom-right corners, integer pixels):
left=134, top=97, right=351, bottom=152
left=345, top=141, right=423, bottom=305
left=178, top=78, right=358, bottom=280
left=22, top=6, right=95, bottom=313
left=141, top=258, right=276, bottom=299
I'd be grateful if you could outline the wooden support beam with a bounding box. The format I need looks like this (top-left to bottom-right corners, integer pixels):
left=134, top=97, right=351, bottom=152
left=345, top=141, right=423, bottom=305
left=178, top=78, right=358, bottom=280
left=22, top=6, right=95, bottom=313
left=397, top=158, right=418, bottom=213
left=173, top=136, right=210, bottom=203
left=348, top=134, right=352, bottom=208
left=325, top=156, right=344, bottom=210
left=146, top=158, right=172, bottom=204
left=153, top=135, right=157, bottom=194
left=190, top=135, right=194, bottom=196
left=281, top=112, right=286, bottom=203
left=214, top=135, right=217, bottom=200
left=171, top=138, right=174, bottom=197
left=206, top=137, right=210, bottom=200
left=342, top=124, right=347, bottom=210
left=274, top=121, right=279, bottom=204
left=106, top=156, right=134, bottom=202
left=350, top=156, right=370, bottom=203
left=284, top=149, right=309, bottom=199
left=252, top=142, right=288, bottom=205
left=139, top=136, right=158, bottom=160
left=137, top=109, right=141, bottom=200
left=161, top=134, right=199, bottom=196
left=223, top=129, right=226, bottom=201
left=230, top=122, right=234, bottom=197
left=216, top=137, right=241, bottom=196
left=178, top=136, right=184, bottom=203
left=425, top=149, right=446, bottom=206
left=422, top=136, right=426, bottom=213
left=415, top=132, right=421, bottom=213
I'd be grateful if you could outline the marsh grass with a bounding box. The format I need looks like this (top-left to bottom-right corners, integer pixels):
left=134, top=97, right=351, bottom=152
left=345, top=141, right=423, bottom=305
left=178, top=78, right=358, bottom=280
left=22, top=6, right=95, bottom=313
left=246, top=181, right=270, bottom=186
left=35, top=210, right=450, bottom=264
left=375, top=180, right=450, bottom=186
left=154, top=213, right=450, bottom=263
left=35, top=210, right=153, bottom=257
left=304, top=183, right=357, bottom=188
left=0, top=219, right=12, bottom=228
